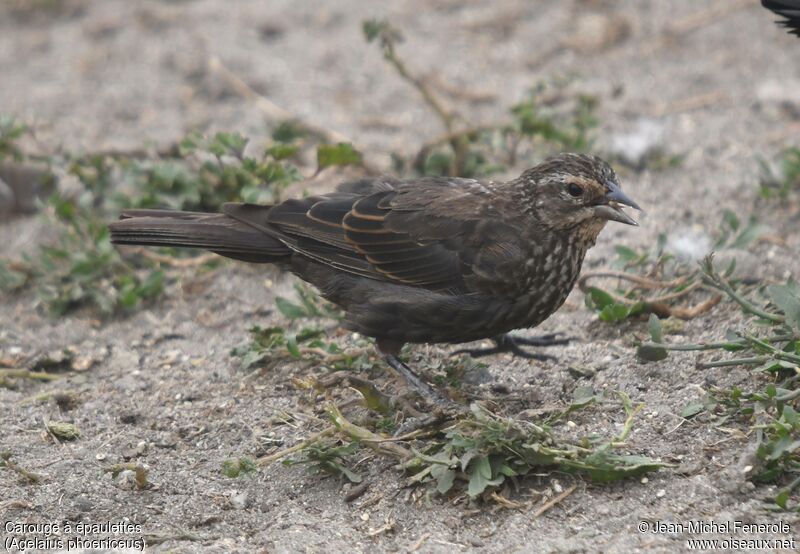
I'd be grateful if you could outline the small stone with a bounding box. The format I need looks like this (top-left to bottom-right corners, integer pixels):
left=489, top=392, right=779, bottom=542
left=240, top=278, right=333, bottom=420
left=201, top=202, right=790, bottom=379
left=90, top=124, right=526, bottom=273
left=119, top=412, right=139, bottom=425
left=231, top=492, right=250, bottom=510
left=116, top=469, right=138, bottom=490
left=656, top=489, right=666, bottom=498
left=72, top=497, right=94, bottom=513
left=567, top=366, right=596, bottom=379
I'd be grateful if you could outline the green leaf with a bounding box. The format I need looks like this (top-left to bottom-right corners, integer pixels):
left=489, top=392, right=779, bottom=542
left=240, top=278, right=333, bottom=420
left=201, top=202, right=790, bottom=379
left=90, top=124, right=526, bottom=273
left=572, top=385, right=596, bottom=406
left=637, top=344, right=668, bottom=362
left=286, top=334, right=301, bottom=359
left=767, top=281, right=800, bottom=329
left=614, top=245, right=639, bottom=263
left=266, top=144, right=299, bottom=160
left=431, top=464, right=457, bottom=494
left=647, top=314, right=663, bottom=343
left=599, top=303, right=631, bottom=322
left=730, top=218, right=768, bottom=249
left=722, top=209, right=740, bottom=232
left=681, top=402, right=705, bottom=419
left=275, top=297, right=308, bottom=319
left=272, top=121, right=308, bottom=143
left=317, top=143, right=362, bottom=169
left=775, top=489, right=790, bottom=510
left=587, top=287, right=615, bottom=309
left=575, top=453, right=665, bottom=483
left=467, top=455, right=502, bottom=497
left=221, top=457, right=256, bottom=478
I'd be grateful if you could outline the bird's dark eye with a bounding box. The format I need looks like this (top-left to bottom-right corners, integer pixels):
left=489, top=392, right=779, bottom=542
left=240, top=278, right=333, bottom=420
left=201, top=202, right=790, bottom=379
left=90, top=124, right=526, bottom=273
left=567, top=183, right=584, bottom=197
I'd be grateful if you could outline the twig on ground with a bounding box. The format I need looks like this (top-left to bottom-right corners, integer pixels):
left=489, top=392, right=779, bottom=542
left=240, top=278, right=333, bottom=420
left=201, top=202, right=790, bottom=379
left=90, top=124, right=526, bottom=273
left=328, top=404, right=413, bottom=460
left=1, top=452, right=43, bottom=484
left=409, top=533, right=431, bottom=552
left=318, top=371, right=395, bottom=414
left=578, top=270, right=720, bottom=319
left=532, top=484, right=577, bottom=518
left=135, top=249, right=219, bottom=268
left=0, top=368, right=62, bottom=381
left=257, top=427, right=335, bottom=466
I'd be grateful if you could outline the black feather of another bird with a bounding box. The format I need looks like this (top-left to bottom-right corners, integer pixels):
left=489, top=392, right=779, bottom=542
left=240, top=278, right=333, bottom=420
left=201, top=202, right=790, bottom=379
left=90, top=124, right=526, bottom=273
left=763, top=0, right=800, bottom=36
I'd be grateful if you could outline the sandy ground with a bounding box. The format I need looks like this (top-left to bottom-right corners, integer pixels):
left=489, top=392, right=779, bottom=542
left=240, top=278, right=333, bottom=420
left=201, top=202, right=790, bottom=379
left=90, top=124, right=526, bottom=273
left=2, top=0, right=800, bottom=552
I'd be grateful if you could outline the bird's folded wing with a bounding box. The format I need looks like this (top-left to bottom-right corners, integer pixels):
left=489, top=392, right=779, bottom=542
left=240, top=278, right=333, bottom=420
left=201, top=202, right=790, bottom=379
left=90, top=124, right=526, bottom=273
left=223, top=177, right=527, bottom=296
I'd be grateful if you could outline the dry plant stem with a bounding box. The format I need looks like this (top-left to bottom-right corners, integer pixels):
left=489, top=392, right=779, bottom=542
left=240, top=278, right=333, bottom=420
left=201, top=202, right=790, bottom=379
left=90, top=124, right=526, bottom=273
left=0, top=500, right=34, bottom=511
left=207, top=56, right=379, bottom=174
left=650, top=91, right=728, bottom=118
left=379, top=41, right=471, bottom=174
left=696, top=356, right=770, bottom=369
left=380, top=45, right=454, bottom=133
left=0, top=368, right=61, bottom=381
left=618, top=402, right=644, bottom=443
left=409, top=533, right=431, bottom=553
left=701, top=263, right=785, bottom=324
left=1, top=456, right=43, bottom=484
left=317, top=371, right=394, bottom=413
left=578, top=271, right=720, bottom=318
left=136, top=249, right=218, bottom=268
left=257, top=427, right=335, bottom=466
left=41, top=416, right=62, bottom=446
left=327, top=404, right=413, bottom=460
left=532, top=484, right=577, bottom=518
left=660, top=294, right=721, bottom=319
left=489, top=491, right=526, bottom=510
left=301, top=347, right=367, bottom=364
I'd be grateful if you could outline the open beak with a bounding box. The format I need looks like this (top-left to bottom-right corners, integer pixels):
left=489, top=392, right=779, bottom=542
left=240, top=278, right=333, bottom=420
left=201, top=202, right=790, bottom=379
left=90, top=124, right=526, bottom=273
left=593, top=182, right=641, bottom=226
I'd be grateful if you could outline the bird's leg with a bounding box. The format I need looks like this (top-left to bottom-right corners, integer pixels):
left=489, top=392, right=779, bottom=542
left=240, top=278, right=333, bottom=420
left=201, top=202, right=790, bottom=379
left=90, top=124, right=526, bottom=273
left=384, top=354, right=445, bottom=404
left=453, top=333, right=571, bottom=361
left=374, top=339, right=466, bottom=436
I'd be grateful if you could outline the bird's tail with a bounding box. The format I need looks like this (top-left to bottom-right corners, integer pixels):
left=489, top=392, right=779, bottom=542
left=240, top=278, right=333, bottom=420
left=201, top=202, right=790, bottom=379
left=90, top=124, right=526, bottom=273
left=108, top=209, right=291, bottom=263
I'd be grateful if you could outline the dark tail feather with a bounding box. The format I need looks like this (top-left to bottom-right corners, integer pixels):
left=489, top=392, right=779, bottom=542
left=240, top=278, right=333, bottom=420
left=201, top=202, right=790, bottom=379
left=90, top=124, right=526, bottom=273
left=763, top=0, right=800, bottom=36
left=109, top=209, right=291, bottom=263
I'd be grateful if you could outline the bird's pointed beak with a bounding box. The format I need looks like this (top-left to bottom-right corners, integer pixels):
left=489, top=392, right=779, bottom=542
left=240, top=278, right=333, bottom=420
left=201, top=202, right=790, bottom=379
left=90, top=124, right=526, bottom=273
left=593, top=182, right=641, bottom=226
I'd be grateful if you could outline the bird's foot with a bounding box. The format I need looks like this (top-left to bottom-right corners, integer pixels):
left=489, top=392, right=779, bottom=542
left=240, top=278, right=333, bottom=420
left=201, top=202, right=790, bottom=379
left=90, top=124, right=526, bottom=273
left=382, top=351, right=469, bottom=436
left=384, top=354, right=450, bottom=406
left=392, top=402, right=469, bottom=437
left=453, top=333, right=572, bottom=361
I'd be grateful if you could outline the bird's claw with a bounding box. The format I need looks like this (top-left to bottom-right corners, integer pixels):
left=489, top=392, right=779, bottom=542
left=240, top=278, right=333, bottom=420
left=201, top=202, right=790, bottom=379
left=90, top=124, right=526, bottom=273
left=392, top=403, right=468, bottom=437
left=453, top=333, right=572, bottom=361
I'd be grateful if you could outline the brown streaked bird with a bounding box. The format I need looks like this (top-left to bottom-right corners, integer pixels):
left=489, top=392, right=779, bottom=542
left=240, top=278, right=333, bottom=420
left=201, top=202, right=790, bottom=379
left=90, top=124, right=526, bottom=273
left=109, top=153, right=640, bottom=401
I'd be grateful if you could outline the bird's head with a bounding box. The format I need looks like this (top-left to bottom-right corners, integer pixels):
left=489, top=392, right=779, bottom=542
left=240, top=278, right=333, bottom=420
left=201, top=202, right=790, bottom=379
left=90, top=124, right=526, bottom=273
left=514, top=153, right=640, bottom=238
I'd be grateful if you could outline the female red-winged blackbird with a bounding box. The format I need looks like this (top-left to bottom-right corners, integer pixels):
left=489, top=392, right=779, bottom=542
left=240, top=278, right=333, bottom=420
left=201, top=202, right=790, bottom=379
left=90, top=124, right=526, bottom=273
left=110, top=153, right=639, bottom=399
